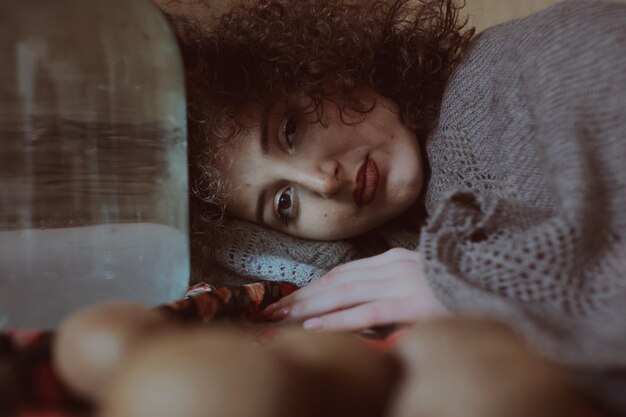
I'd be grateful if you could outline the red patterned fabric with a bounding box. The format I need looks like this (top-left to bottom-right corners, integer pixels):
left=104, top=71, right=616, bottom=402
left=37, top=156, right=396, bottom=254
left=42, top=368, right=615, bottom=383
left=0, top=281, right=401, bottom=417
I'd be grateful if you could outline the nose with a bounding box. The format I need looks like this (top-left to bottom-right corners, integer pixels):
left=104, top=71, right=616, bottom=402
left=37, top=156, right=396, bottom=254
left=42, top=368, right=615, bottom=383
left=288, top=159, right=341, bottom=198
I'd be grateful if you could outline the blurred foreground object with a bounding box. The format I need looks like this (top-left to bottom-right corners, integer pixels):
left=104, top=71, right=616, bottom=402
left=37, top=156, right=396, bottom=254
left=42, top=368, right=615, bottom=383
left=389, top=318, right=600, bottom=417
left=53, top=303, right=173, bottom=401
left=101, top=326, right=399, bottom=417
left=1, top=282, right=294, bottom=415
left=0, top=0, right=189, bottom=329
left=4, top=282, right=610, bottom=417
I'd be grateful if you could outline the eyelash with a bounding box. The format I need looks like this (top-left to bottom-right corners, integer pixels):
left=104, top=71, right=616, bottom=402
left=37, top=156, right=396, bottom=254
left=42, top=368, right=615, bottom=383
left=275, top=186, right=296, bottom=226
left=280, top=114, right=298, bottom=154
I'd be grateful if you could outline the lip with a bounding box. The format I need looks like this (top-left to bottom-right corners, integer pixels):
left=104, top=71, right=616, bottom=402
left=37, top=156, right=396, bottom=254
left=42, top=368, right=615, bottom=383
left=353, top=156, right=379, bottom=207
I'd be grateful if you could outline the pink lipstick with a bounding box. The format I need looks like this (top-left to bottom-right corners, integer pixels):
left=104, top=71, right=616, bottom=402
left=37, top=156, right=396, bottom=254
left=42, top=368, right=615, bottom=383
left=353, top=156, right=379, bottom=207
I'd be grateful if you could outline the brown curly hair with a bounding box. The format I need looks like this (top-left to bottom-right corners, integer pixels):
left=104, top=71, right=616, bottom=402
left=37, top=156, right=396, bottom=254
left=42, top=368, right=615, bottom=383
left=165, top=0, right=474, bottom=272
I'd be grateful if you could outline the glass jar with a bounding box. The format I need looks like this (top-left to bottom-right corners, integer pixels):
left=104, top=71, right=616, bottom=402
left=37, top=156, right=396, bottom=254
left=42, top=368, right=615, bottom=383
left=0, top=0, right=189, bottom=329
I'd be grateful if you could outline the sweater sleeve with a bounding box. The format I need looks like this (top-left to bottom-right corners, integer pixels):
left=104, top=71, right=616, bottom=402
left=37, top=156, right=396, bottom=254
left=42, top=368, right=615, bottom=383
left=419, top=0, right=626, bottom=368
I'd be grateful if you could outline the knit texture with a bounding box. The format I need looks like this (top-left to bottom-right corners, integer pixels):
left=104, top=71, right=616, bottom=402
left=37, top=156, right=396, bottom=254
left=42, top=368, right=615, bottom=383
left=204, top=219, right=362, bottom=287
left=206, top=0, right=626, bottom=367
left=418, top=0, right=626, bottom=367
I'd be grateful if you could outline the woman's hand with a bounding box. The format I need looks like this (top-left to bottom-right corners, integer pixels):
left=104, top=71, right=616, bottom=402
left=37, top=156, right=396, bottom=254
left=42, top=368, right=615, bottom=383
left=263, top=248, right=450, bottom=332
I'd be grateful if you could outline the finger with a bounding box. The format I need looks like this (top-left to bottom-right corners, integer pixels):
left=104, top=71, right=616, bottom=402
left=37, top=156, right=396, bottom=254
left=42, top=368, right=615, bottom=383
left=297, top=264, right=398, bottom=299
left=265, top=272, right=349, bottom=315
left=292, top=265, right=400, bottom=304
left=265, top=250, right=422, bottom=315
left=267, top=249, right=421, bottom=314
left=264, top=267, right=359, bottom=314
left=263, top=272, right=348, bottom=319
left=330, top=248, right=418, bottom=273
left=303, top=298, right=422, bottom=332
left=263, top=293, right=297, bottom=317
left=288, top=277, right=415, bottom=320
left=293, top=254, right=421, bottom=303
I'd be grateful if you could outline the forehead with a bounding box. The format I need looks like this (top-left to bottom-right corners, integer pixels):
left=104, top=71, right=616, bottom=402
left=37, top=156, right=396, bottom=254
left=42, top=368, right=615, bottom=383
left=213, top=103, right=263, bottom=159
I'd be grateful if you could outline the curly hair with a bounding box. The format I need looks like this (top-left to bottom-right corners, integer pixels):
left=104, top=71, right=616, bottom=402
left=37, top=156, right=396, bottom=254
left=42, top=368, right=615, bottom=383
left=165, top=0, right=474, bottom=273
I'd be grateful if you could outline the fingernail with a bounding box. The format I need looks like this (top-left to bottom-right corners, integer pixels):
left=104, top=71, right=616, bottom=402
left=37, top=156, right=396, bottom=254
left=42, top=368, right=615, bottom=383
left=303, top=318, right=322, bottom=330
left=271, top=307, right=290, bottom=321
left=263, top=303, right=278, bottom=315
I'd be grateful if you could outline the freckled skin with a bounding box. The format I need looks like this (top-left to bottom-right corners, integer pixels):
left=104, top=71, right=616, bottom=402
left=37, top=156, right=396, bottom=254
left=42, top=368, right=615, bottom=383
left=221, top=91, right=424, bottom=240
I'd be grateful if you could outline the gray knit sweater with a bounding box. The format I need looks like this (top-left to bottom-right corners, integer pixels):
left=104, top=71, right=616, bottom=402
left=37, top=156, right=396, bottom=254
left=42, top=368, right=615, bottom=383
left=418, top=0, right=626, bottom=368
left=206, top=0, right=626, bottom=368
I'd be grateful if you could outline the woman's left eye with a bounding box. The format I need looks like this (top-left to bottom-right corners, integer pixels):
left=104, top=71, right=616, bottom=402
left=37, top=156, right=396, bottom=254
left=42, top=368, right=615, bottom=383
left=281, top=115, right=298, bottom=152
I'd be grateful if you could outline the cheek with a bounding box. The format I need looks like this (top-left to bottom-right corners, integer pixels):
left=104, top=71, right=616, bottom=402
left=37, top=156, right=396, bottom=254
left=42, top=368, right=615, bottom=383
left=299, top=205, right=348, bottom=237
left=223, top=187, right=257, bottom=223
left=299, top=203, right=374, bottom=240
left=306, top=205, right=350, bottom=227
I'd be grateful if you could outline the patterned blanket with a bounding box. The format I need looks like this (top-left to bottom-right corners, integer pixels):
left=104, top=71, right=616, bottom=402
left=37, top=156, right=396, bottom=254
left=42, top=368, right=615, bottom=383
left=1, top=281, right=402, bottom=417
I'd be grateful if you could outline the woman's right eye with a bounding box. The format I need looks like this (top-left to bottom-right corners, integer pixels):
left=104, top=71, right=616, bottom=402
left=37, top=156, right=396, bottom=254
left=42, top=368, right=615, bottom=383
left=275, top=186, right=296, bottom=225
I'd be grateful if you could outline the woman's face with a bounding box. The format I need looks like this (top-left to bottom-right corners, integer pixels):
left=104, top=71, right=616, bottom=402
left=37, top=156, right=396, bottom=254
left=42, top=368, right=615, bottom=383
left=219, top=91, right=424, bottom=240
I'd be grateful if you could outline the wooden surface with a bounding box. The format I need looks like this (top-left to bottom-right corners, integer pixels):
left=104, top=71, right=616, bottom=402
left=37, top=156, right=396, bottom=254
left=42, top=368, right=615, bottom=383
left=154, top=0, right=625, bottom=33
left=461, top=0, right=562, bottom=32
left=464, top=0, right=626, bottom=32
left=154, top=0, right=562, bottom=32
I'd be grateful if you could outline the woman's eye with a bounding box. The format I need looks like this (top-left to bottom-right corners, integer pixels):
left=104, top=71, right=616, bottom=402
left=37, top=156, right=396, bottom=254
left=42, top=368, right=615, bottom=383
left=281, top=115, right=298, bottom=151
left=275, top=186, right=296, bottom=224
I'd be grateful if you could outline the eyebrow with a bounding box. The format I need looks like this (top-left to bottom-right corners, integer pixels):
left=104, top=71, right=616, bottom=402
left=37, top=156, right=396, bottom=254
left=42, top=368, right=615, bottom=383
left=259, top=105, right=270, bottom=156
left=255, top=189, right=267, bottom=226
left=255, top=105, right=271, bottom=225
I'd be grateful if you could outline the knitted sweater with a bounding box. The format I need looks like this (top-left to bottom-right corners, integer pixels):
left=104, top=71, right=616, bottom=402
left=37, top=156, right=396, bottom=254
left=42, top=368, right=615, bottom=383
left=205, top=0, right=626, bottom=368
left=418, top=0, right=626, bottom=368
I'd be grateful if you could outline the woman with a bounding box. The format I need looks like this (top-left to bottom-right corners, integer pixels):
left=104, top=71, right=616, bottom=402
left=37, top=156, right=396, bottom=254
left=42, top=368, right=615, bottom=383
left=168, top=0, right=626, bottom=368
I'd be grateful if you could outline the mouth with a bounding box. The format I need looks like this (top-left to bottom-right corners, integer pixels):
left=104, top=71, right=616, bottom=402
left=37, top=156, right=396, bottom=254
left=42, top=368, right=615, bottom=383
left=353, top=155, right=379, bottom=207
